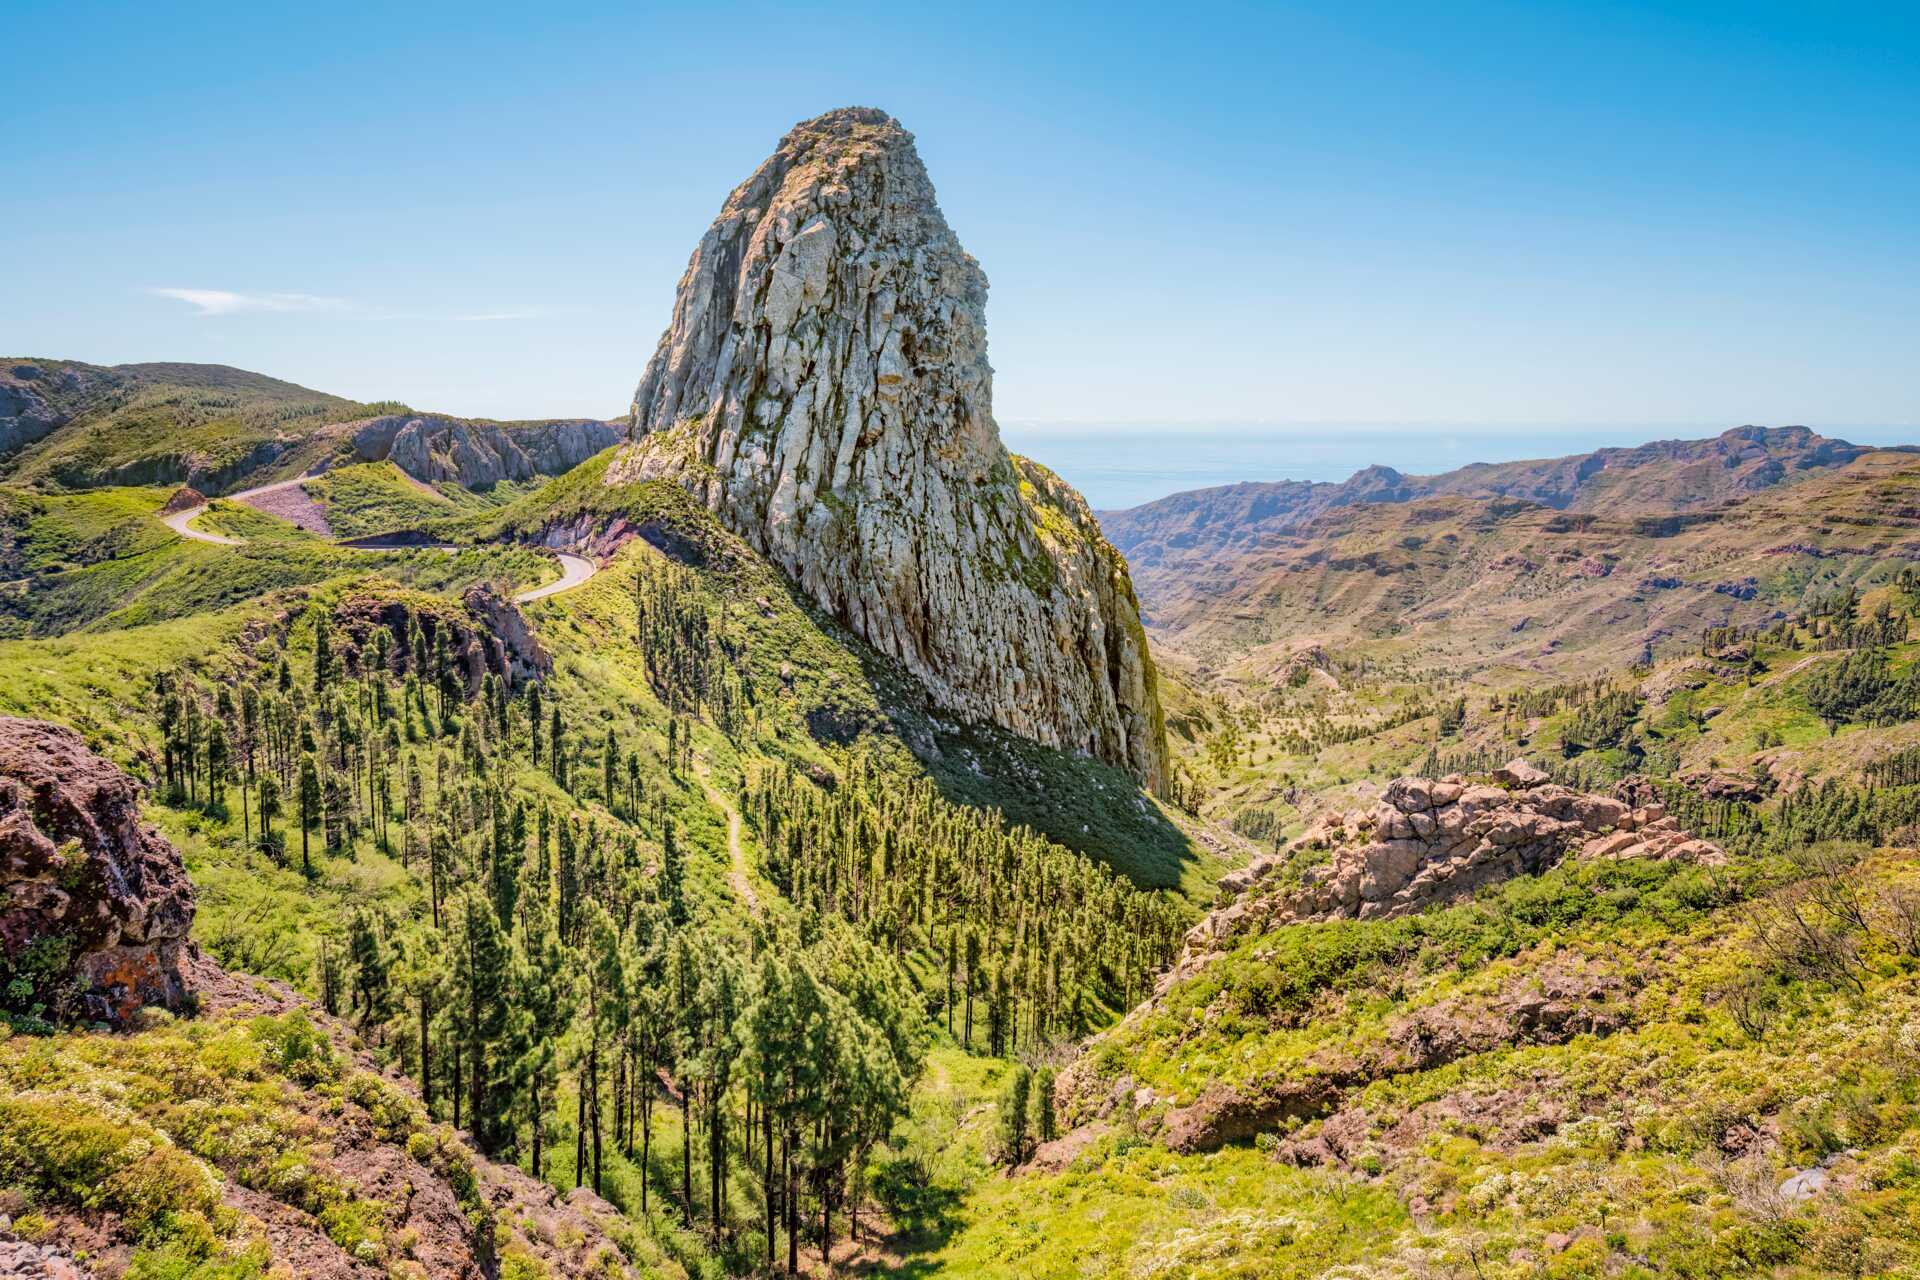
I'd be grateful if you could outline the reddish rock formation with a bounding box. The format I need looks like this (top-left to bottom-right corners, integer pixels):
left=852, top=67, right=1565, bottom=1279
left=0, top=717, right=195, bottom=1027
left=1188, top=760, right=1724, bottom=966
left=158, top=485, right=207, bottom=515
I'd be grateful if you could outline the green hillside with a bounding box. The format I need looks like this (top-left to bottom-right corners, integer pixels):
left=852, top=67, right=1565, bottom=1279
left=10, top=420, right=1920, bottom=1279
left=1, top=358, right=401, bottom=492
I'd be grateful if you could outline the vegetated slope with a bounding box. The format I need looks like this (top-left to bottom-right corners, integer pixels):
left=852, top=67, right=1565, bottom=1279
left=0, top=358, right=378, bottom=491
left=0, top=480, right=551, bottom=640
left=0, top=357, right=621, bottom=497
left=0, top=424, right=1207, bottom=1279
left=459, top=451, right=1211, bottom=894
left=0, top=716, right=652, bottom=1278
left=934, top=831, right=1920, bottom=1277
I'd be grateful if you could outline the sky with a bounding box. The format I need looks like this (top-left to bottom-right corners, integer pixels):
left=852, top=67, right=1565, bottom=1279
left=5, top=0, right=1917, bottom=449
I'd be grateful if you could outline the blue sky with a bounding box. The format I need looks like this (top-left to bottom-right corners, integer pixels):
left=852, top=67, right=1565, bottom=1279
left=5, top=0, right=1916, bottom=435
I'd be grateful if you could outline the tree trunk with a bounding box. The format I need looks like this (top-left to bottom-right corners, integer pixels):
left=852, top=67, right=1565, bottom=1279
left=590, top=1042, right=604, bottom=1195
left=641, top=1086, right=652, bottom=1220
left=764, top=1101, right=776, bottom=1268
left=575, top=1082, right=587, bottom=1187
left=709, top=1090, right=724, bottom=1241
left=785, top=1135, right=798, bottom=1277
left=418, top=994, right=433, bottom=1111
left=531, top=1078, right=543, bottom=1181
left=681, top=1085, right=693, bottom=1225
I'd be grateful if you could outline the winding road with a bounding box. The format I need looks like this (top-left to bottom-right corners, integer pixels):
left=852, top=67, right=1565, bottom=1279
left=160, top=480, right=598, bottom=606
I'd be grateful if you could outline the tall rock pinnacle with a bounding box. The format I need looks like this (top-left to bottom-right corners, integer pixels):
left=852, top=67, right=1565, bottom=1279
left=620, top=107, right=1167, bottom=791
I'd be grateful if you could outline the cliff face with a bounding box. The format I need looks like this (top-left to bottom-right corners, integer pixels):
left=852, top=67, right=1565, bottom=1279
left=351, top=413, right=621, bottom=488
left=618, top=107, right=1167, bottom=789
left=0, top=716, right=195, bottom=1027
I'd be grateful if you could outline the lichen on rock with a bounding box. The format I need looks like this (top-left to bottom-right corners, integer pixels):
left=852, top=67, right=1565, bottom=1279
left=618, top=106, right=1169, bottom=790
left=0, top=717, right=196, bottom=1027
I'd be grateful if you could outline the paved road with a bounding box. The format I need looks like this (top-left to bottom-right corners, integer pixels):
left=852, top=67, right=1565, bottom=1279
left=159, top=483, right=598, bottom=605
left=516, top=552, right=596, bottom=603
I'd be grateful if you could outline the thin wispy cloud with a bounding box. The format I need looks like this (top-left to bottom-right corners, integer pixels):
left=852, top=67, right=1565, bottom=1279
left=148, top=288, right=346, bottom=316
left=457, top=307, right=551, bottom=322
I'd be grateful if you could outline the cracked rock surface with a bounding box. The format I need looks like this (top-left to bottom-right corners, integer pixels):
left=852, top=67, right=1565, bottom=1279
left=618, top=107, right=1167, bottom=790
left=0, top=716, right=195, bottom=1026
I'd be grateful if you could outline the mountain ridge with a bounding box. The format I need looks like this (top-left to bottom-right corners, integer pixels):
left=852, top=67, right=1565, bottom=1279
left=1102, top=424, right=1897, bottom=568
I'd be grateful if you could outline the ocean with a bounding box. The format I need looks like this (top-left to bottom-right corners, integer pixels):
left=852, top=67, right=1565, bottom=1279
left=1000, top=422, right=1920, bottom=513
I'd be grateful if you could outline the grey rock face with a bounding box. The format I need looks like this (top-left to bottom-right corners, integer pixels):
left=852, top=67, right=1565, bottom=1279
left=352, top=414, right=621, bottom=488
left=619, top=107, right=1167, bottom=790
left=0, top=363, right=97, bottom=458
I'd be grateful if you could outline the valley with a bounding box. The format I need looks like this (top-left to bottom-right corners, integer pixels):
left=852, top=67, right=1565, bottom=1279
left=4, top=106, right=1919, bottom=1280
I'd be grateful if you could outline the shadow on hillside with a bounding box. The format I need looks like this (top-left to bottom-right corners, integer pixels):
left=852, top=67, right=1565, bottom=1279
left=847, top=1158, right=970, bottom=1277
left=768, top=573, right=1205, bottom=897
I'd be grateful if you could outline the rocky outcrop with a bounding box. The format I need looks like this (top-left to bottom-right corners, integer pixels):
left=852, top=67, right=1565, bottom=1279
left=0, top=717, right=195, bottom=1027
left=158, top=485, right=208, bottom=515
left=0, top=363, right=80, bottom=458
left=617, top=107, right=1167, bottom=789
left=326, top=589, right=551, bottom=692
left=1189, top=761, right=1723, bottom=962
left=351, top=414, right=620, bottom=488
left=1103, top=950, right=1645, bottom=1156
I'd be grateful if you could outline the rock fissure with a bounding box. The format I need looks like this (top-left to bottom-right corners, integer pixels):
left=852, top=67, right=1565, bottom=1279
left=617, top=107, right=1168, bottom=789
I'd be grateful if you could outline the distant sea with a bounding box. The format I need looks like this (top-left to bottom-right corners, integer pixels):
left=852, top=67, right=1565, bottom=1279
left=1000, top=422, right=1920, bottom=512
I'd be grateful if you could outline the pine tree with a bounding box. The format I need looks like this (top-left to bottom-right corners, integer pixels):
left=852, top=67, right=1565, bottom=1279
left=313, top=614, right=334, bottom=693
left=297, top=752, right=321, bottom=874
left=998, top=1063, right=1031, bottom=1164
left=516, top=897, right=572, bottom=1181
left=602, top=731, right=619, bottom=810
left=1029, top=1065, right=1057, bottom=1147
left=347, top=909, right=393, bottom=1038
left=457, top=887, right=514, bottom=1153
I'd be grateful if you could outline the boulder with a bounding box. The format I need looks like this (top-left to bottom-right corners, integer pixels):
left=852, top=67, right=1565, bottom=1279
left=0, top=717, right=195, bottom=1027
left=158, top=485, right=207, bottom=515
left=1494, top=758, right=1550, bottom=788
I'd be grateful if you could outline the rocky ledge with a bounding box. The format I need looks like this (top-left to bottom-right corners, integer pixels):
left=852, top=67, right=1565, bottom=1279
left=1187, top=759, right=1723, bottom=965
left=0, top=717, right=195, bottom=1027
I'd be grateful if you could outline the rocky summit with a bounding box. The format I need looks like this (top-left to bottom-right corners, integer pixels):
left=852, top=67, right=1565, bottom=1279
left=616, top=107, right=1168, bottom=790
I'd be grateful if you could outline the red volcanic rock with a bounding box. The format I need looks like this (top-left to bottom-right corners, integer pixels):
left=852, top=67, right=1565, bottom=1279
left=158, top=485, right=207, bottom=515
left=0, top=717, right=195, bottom=1026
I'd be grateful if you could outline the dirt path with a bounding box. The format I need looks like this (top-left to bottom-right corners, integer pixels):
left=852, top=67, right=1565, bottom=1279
left=158, top=483, right=598, bottom=605
left=695, top=759, right=759, bottom=916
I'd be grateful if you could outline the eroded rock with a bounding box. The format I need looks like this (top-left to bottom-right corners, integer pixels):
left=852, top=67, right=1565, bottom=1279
left=0, top=717, right=195, bottom=1026
left=617, top=106, right=1168, bottom=791
left=1185, top=761, right=1725, bottom=959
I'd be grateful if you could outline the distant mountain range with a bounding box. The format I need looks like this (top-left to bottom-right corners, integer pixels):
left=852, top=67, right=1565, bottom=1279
left=1102, top=426, right=1893, bottom=564
left=1098, top=426, right=1920, bottom=676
